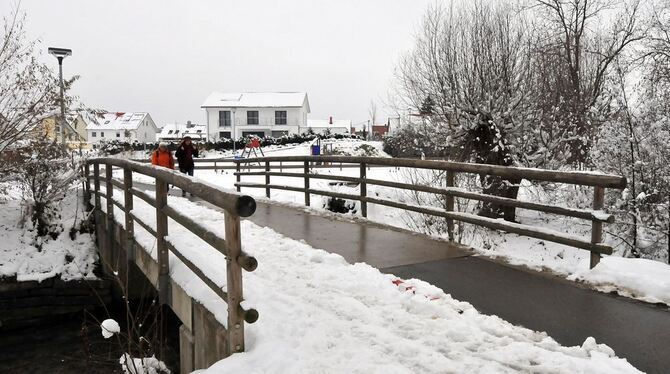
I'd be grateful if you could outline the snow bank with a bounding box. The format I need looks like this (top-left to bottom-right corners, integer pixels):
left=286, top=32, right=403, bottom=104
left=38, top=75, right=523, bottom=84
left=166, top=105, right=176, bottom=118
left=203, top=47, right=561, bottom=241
left=0, top=187, right=97, bottom=282
left=569, top=257, right=670, bottom=305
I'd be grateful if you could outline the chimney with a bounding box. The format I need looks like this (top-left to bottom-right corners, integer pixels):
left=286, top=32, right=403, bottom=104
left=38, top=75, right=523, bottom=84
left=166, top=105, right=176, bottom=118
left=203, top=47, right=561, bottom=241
left=329, top=116, right=333, bottom=124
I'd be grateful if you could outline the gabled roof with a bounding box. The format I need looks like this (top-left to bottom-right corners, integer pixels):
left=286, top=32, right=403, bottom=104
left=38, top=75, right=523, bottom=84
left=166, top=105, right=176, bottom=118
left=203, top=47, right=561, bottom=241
left=157, top=122, right=207, bottom=139
left=201, top=92, right=310, bottom=112
left=85, top=112, right=152, bottom=131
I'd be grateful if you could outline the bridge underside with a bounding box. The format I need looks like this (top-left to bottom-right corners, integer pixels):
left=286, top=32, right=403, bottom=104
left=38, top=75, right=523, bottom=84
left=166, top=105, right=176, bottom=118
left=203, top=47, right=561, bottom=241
left=94, top=210, right=229, bottom=373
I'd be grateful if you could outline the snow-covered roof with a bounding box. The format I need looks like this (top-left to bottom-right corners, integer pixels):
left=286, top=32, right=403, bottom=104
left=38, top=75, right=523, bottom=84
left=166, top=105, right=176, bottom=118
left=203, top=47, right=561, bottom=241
left=201, top=92, right=310, bottom=111
left=85, top=112, right=152, bottom=131
left=157, top=122, right=207, bottom=140
left=307, top=119, right=352, bottom=128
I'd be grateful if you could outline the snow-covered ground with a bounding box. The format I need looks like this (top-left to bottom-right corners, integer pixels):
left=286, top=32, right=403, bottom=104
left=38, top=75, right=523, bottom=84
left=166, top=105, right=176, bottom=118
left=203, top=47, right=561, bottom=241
left=98, top=184, right=640, bottom=373
left=0, top=184, right=97, bottom=282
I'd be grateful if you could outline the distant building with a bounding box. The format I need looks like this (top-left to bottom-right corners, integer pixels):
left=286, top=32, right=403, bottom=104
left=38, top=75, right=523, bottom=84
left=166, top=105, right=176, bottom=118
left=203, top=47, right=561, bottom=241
left=157, top=121, right=207, bottom=142
left=305, top=117, right=350, bottom=135
left=371, top=124, right=390, bottom=140
left=35, top=112, right=89, bottom=148
left=201, top=92, right=310, bottom=140
left=86, top=112, right=158, bottom=145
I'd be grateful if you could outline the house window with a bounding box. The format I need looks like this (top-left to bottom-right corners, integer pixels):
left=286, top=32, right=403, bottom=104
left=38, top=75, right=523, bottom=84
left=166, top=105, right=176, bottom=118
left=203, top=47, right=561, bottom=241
left=275, top=111, right=287, bottom=125
left=101, top=132, right=105, bottom=137
left=247, top=111, right=259, bottom=125
left=116, top=132, right=121, bottom=138
left=92, top=132, right=97, bottom=137
left=219, top=111, right=231, bottom=127
left=196, top=130, right=202, bottom=133
left=168, top=130, right=173, bottom=134
left=175, top=130, right=179, bottom=134
left=219, top=131, right=231, bottom=139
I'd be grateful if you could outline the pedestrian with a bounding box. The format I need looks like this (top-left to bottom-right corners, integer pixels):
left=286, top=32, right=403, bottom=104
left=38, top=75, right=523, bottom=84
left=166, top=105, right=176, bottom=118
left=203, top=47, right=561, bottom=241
left=151, top=142, right=175, bottom=169
left=175, top=136, right=199, bottom=196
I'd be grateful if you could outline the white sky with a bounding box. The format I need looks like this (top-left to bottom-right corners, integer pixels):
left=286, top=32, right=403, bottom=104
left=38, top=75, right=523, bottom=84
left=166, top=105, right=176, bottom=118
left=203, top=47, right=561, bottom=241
left=2, top=0, right=433, bottom=127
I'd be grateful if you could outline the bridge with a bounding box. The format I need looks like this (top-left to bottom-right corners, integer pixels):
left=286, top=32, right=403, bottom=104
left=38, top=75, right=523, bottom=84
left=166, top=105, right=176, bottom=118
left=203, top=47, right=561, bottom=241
left=84, top=156, right=669, bottom=373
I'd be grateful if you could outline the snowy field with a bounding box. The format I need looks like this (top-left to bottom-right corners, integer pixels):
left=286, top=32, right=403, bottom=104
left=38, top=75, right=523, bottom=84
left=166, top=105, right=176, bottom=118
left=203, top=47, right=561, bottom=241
left=97, top=185, right=640, bottom=374
left=0, top=184, right=97, bottom=282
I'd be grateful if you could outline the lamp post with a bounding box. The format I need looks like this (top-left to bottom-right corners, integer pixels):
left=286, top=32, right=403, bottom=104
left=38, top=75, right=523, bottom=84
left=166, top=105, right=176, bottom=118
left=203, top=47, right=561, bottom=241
left=48, top=47, right=72, bottom=144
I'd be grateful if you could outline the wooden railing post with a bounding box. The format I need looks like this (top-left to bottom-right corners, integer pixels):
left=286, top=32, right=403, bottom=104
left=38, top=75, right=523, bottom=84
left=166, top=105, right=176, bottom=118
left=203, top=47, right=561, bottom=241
left=156, top=177, right=170, bottom=304
left=123, top=167, right=135, bottom=260
left=590, top=186, right=605, bottom=269
left=446, top=170, right=455, bottom=241
left=236, top=162, right=241, bottom=192
left=304, top=161, right=310, bottom=206
left=214, top=161, right=217, bottom=173
left=105, top=165, right=114, bottom=221
left=93, top=164, right=101, bottom=211
left=84, top=163, right=92, bottom=211
left=360, top=162, right=367, bottom=218
left=265, top=161, right=270, bottom=198
left=224, top=212, right=245, bottom=354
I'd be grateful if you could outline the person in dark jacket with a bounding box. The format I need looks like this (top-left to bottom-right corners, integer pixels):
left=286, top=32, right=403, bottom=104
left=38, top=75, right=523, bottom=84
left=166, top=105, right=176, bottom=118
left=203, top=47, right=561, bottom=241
left=175, top=136, right=199, bottom=196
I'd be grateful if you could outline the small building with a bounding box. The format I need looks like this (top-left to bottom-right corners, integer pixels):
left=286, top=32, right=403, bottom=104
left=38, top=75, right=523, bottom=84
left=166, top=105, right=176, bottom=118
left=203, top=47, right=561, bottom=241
left=371, top=124, right=390, bottom=140
left=201, top=92, right=310, bottom=140
left=305, top=117, right=350, bottom=135
left=157, top=121, right=207, bottom=142
left=86, top=112, right=158, bottom=145
left=35, top=112, right=89, bottom=148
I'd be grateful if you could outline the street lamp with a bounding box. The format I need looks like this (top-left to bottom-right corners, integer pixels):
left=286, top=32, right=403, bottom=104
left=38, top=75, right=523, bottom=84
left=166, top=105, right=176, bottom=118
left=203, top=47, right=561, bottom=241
left=48, top=47, right=72, bottom=144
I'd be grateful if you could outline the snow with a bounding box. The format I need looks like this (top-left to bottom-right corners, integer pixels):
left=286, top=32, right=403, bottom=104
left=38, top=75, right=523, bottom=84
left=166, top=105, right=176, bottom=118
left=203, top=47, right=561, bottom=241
left=119, top=354, right=170, bottom=374
left=0, top=185, right=98, bottom=282
left=98, top=182, right=640, bottom=373
left=569, top=257, right=670, bottom=305
left=86, top=112, right=151, bottom=131
left=101, top=318, right=121, bottom=338
left=201, top=92, right=308, bottom=108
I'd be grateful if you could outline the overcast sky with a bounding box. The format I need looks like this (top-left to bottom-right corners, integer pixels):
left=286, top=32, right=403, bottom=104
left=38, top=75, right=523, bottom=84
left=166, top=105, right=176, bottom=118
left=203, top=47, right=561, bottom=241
left=2, top=0, right=433, bottom=127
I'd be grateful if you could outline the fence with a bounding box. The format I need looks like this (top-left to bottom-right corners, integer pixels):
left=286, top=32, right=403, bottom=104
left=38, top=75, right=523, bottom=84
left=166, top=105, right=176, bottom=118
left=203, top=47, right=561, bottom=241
left=231, top=156, right=627, bottom=269
left=84, top=158, right=258, bottom=355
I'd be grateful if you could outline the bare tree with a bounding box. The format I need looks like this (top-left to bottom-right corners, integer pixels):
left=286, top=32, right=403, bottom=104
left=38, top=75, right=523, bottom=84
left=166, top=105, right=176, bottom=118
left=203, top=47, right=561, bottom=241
left=0, top=5, right=68, bottom=152
left=395, top=1, right=536, bottom=220
left=531, top=0, right=644, bottom=166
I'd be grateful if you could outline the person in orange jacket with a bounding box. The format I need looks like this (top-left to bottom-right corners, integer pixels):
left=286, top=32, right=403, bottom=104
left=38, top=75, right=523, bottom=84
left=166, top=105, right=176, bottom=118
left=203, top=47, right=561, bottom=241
left=151, top=142, right=175, bottom=169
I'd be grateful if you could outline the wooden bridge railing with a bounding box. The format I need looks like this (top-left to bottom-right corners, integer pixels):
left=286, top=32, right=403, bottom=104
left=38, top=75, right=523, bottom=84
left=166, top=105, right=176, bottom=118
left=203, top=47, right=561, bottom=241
left=231, top=156, right=627, bottom=269
left=84, top=158, right=258, bottom=355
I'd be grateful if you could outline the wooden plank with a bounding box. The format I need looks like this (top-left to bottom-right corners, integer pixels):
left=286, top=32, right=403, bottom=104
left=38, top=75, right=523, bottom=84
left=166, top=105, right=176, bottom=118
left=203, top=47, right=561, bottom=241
left=265, top=161, right=270, bottom=198
left=129, top=212, right=157, bottom=237
left=591, top=187, right=605, bottom=268
left=360, top=163, right=367, bottom=217
left=130, top=186, right=156, bottom=207
left=123, top=168, right=134, bottom=236
left=156, top=178, right=170, bottom=304
left=224, top=212, right=245, bottom=354
left=446, top=170, right=455, bottom=241
left=165, top=241, right=228, bottom=302
left=162, top=205, right=228, bottom=255
left=364, top=177, right=613, bottom=223
left=362, top=196, right=613, bottom=255
left=93, top=164, right=101, bottom=210
left=304, top=161, right=310, bottom=207
left=235, top=183, right=305, bottom=193
left=308, top=188, right=361, bottom=202
left=218, top=156, right=627, bottom=188
left=236, top=162, right=241, bottom=193
left=234, top=171, right=361, bottom=184
left=88, top=158, right=256, bottom=217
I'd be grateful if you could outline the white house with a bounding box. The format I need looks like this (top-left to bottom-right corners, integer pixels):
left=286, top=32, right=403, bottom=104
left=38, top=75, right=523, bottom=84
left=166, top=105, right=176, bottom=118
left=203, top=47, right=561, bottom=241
left=156, top=121, right=207, bottom=142
left=201, top=92, right=310, bottom=140
left=305, top=117, right=351, bottom=135
left=86, top=112, right=159, bottom=144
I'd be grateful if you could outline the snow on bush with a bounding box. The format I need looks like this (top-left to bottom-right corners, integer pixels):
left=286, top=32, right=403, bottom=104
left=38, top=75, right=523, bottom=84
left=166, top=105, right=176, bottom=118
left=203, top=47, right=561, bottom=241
left=119, top=354, right=170, bottom=374
left=101, top=318, right=120, bottom=338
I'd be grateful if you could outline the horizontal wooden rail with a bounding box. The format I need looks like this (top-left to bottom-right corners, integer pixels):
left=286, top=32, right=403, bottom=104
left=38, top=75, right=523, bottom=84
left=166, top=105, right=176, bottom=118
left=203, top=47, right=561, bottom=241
left=234, top=156, right=627, bottom=188
left=129, top=212, right=157, bottom=237
left=362, top=196, right=613, bottom=255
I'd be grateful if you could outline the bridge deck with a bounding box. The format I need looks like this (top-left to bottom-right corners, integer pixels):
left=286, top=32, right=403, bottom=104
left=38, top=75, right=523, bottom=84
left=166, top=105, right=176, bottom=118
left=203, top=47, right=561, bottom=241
left=240, top=201, right=668, bottom=374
